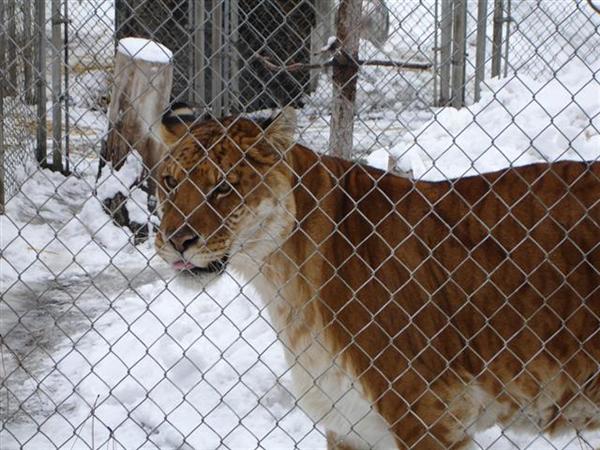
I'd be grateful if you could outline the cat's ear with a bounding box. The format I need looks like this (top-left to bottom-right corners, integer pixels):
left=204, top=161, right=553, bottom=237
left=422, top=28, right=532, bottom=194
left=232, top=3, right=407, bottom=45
left=264, top=107, right=297, bottom=151
left=160, top=102, right=196, bottom=146
left=246, top=107, right=297, bottom=165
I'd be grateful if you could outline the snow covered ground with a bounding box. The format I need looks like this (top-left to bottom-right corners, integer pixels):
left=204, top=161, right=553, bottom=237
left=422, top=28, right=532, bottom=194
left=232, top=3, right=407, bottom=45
left=2, top=1, right=600, bottom=449
left=0, top=159, right=324, bottom=449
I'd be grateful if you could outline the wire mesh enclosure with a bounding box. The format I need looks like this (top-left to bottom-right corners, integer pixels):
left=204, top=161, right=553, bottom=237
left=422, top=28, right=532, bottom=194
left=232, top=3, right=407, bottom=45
left=1, top=1, right=599, bottom=449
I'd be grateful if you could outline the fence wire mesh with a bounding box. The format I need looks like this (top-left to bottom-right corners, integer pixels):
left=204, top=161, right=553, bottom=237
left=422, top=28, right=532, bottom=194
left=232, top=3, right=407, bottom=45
left=0, top=0, right=38, bottom=204
left=1, top=1, right=599, bottom=449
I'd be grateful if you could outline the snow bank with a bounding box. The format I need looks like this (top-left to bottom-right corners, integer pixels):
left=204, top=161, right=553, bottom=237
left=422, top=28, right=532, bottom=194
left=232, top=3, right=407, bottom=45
left=117, top=37, right=173, bottom=64
left=96, top=151, right=144, bottom=200
left=77, top=150, right=158, bottom=250
left=95, top=150, right=153, bottom=226
left=0, top=155, right=156, bottom=289
left=381, top=60, right=600, bottom=180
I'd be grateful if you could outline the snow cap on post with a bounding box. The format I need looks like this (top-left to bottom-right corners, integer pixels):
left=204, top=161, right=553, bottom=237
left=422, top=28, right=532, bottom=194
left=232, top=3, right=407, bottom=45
left=117, top=37, right=173, bottom=64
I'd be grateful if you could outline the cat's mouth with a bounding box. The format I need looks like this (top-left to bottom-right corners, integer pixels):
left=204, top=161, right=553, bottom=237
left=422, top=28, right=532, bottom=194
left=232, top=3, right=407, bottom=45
left=172, top=255, right=229, bottom=275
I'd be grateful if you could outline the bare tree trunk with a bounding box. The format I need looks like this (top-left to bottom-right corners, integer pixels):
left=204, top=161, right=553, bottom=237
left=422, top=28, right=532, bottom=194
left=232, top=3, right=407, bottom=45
left=103, top=38, right=173, bottom=189
left=329, top=0, right=363, bottom=158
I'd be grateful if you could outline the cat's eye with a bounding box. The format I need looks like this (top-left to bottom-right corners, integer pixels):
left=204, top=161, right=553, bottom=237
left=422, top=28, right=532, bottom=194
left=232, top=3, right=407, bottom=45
left=163, top=175, right=178, bottom=190
left=213, top=181, right=233, bottom=198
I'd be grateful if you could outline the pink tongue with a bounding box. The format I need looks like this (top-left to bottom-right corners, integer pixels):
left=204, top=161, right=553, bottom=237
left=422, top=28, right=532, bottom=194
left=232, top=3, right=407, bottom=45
left=173, top=260, right=195, bottom=270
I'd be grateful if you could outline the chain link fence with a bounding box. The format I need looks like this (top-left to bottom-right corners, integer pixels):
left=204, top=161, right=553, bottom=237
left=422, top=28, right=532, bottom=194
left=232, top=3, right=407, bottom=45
left=508, top=0, right=599, bottom=79
left=1, top=1, right=599, bottom=449
left=0, top=0, right=38, bottom=210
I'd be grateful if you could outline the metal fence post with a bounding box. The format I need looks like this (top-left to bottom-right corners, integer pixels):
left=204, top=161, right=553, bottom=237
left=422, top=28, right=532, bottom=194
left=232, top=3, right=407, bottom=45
left=22, top=0, right=36, bottom=104
left=433, top=0, right=439, bottom=105
left=6, top=0, right=18, bottom=97
left=0, top=0, right=5, bottom=213
left=438, top=0, right=453, bottom=106
left=192, top=0, right=206, bottom=107
left=35, top=0, right=47, bottom=164
left=223, top=0, right=230, bottom=113
left=491, top=0, right=503, bottom=77
left=2, top=0, right=18, bottom=96
left=503, top=0, right=512, bottom=78
left=211, top=0, right=223, bottom=116
left=474, top=0, right=488, bottom=102
left=0, top=0, right=5, bottom=96
left=229, top=0, right=239, bottom=113
left=0, top=93, right=4, bottom=214
left=451, top=0, right=467, bottom=108
left=51, top=0, right=63, bottom=172
left=63, top=0, right=69, bottom=174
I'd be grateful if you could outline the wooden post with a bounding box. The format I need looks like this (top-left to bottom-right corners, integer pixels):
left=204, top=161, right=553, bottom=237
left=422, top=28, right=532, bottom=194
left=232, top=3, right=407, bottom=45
left=329, top=0, right=363, bottom=158
left=103, top=37, right=173, bottom=189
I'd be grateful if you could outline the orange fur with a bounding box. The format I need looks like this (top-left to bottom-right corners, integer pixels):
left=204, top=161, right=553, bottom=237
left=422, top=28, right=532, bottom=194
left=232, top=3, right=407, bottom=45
left=156, top=110, right=600, bottom=449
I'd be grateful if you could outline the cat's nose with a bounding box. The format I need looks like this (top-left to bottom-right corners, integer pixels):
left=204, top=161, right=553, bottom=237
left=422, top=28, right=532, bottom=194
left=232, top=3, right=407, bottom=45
left=169, top=226, right=199, bottom=253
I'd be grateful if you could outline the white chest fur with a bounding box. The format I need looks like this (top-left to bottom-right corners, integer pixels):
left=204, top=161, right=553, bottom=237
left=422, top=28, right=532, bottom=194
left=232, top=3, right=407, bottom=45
left=244, top=271, right=397, bottom=450
left=283, top=333, right=397, bottom=449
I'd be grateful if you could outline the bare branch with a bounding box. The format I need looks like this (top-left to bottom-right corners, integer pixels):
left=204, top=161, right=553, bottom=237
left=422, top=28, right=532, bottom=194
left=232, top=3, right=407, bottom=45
left=358, top=59, right=433, bottom=70
left=256, top=53, right=432, bottom=73
left=256, top=54, right=332, bottom=72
